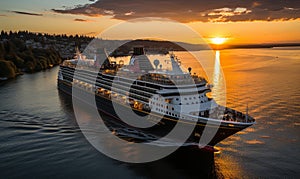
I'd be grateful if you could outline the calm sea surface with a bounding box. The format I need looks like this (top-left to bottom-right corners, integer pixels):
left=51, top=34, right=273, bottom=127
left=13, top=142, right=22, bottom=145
left=0, top=48, right=299, bottom=178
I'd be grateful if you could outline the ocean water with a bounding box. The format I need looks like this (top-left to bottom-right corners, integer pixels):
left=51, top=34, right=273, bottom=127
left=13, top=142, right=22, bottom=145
left=0, top=48, right=299, bottom=178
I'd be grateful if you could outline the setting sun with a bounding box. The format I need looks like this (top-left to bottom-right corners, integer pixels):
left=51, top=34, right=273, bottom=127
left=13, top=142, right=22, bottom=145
left=211, top=37, right=227, bottom=45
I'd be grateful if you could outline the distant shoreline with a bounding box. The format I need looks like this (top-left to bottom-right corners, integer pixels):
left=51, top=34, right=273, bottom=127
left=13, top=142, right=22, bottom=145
left=110, top=39, right=300, bottom=57
left=210, top=43, right=300, bottom=50
left=1, top=31, right=299, bottom=80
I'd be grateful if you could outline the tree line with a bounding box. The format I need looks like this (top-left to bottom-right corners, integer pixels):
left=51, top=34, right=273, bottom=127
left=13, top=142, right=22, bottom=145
left=0, top=30, right=93, bottom=79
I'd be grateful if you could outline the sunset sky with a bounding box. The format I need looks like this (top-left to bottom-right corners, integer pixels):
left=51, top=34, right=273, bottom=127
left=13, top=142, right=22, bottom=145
left=1, top=0, right=299, bottom=44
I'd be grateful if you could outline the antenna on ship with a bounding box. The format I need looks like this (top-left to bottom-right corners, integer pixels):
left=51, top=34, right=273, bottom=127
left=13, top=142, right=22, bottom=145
left=75, top=46, right=81, bottom=60
left=94, top=51, right=97, bottom=62
left=104, top=48, right=109, bottom=58
left=104, top=48, right=112, bottom=62
left=246, top=102, right=249, bottom=122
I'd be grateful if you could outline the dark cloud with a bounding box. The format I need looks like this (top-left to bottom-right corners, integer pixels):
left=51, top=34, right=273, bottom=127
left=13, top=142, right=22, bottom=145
left=52, top=0, right=300, bottom=22
left=10, top=11, right=43, bottom=16
left=74, top=18, right=89, bottom=22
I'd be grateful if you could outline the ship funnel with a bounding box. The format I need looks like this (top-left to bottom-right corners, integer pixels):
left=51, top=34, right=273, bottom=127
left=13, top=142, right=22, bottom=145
left=133, top=46, right=145, bottom=56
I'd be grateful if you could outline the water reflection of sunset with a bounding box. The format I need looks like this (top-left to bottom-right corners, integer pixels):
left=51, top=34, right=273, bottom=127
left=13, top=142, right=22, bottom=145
left=215, top=153, right=245, bottom=178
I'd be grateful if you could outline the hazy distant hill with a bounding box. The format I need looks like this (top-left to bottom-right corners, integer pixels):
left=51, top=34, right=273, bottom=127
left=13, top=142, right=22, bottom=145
left=91, top=39, right=300, bottom=57
left=87, top=39, right=210, bottom=57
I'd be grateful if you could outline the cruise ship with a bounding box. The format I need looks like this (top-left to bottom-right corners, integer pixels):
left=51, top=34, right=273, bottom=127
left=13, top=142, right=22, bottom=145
left=57, top=46, right=255, bottom=147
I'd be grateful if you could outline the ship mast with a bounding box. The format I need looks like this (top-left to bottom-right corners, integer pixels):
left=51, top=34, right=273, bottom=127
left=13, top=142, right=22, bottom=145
left=246, top=103, right=249, bottom=122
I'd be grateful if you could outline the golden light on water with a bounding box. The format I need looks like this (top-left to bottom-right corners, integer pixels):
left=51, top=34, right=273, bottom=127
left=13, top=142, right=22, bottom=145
left=210, top=37, right=227, bottom=45
left=211, top=50, right=225, bottom=104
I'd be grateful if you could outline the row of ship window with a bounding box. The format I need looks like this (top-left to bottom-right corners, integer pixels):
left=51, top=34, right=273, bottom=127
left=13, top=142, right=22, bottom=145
left=155, top=108, right=179, bottom=117
left=150, top=101, right=175, bottom=110
left=150, top=101, right=205, bottom=108
left=152, top=96, right=206, bottom=101
left=177, top=96, right=206, bottom=100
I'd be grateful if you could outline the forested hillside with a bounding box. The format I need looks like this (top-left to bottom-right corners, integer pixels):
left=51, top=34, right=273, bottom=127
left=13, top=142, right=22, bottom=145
left=0, top=31, right=92, bottom=79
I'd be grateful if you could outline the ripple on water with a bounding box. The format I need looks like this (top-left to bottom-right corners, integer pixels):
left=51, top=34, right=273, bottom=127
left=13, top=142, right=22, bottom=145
left=244, top=139, right=265, bottom=145
left=0, top=110, right=82, bottom=154
left=0, top=49, right=300, bottom=178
